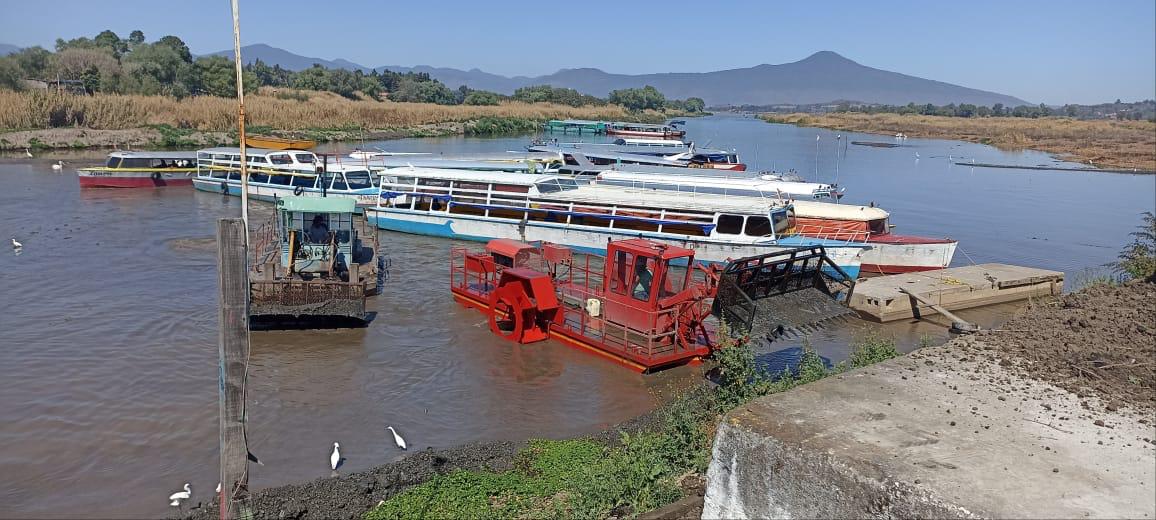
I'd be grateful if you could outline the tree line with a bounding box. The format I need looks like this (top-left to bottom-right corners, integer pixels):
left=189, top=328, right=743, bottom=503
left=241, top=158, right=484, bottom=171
left=833, top=100, right=1155, bottom=121
left=0, top=29, right=707, bottom=114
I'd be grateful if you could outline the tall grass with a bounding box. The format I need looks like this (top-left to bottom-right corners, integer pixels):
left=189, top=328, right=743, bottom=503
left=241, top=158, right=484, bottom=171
left=763, top=112, right=1156, bottom=171
left=0, top=90, right=640, bottom=132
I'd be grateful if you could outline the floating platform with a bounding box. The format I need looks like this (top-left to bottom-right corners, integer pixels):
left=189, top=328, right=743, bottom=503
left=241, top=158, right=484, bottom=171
left=543, top=119, right=607, bottom=134
left=848, top=263, right=1064, bottom=322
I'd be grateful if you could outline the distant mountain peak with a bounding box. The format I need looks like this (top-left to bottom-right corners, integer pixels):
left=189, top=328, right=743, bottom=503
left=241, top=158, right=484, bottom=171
left=204, top=43, right=1029, bottom=106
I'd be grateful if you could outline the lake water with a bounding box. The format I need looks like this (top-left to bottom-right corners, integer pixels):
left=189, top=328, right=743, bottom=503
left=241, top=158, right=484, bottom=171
left=1, top=115, right=1152, bottom=518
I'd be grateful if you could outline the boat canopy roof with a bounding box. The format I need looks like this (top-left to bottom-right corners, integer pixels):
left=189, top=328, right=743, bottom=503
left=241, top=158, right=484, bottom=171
left=790, top=200, right=890, bottom=221
left=108, top=151, right=197, bottom=159
left=277, top=196, right=356, bottom=214
left=545, top=185, right=792, bottom=215
left=198, top=147, right=314, bottom=156
left=597, top=170, right=835, bottom=190
left=615, top=138, right=686, bottom=146
left=609, top=122, right=673, bottom=130
left=379, top=166, right=557, bottom=185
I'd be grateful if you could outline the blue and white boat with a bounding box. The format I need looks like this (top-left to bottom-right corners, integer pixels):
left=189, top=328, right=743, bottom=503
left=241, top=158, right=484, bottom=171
left=191, top=147, right=381, bottom=208
left=364, top=168, right=867, bottom=275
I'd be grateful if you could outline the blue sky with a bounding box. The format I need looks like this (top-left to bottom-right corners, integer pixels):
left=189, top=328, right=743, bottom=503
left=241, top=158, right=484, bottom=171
left=2, top=0, right=1153, bottom=104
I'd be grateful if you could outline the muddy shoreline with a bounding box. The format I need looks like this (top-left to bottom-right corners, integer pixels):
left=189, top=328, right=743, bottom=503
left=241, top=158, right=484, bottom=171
left=0, top=123, right=467, bottom=151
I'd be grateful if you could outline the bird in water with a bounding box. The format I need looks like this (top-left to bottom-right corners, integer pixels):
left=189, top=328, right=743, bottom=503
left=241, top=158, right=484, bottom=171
left=914, top=152, right=920, bottom=159
left=216, top=482, right=222, bottom=494
left=387, top=426, right=407, bottom=450
left=24, top=148, right=32, bottom=158
left=11, top=238, right=22, bottom=250
left=330, top=442, right=342, bottom=471
left=52, top=160, right=64, bottom=171
left=169, top=483, right=191, bottom=508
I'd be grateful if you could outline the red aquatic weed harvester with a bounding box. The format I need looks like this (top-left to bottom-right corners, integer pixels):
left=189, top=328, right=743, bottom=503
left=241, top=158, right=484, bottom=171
left=450, top=238, right=857, bottom=373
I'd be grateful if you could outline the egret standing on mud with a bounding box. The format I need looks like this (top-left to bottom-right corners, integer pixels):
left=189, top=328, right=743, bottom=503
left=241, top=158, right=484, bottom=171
left=387, top=426, right=407, bottom=450
left=330, top=442, right=342, bottom=471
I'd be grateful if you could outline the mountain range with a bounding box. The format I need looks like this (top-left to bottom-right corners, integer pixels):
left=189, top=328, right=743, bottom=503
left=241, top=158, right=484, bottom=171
left=5, top=41, right=1029, bottom=106
left=206, top=45, right=1028, bottom=106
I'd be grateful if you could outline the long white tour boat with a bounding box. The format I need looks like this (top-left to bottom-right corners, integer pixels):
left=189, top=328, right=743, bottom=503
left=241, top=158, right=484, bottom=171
left=191, top=147, right=381, bottom=208
left=591, top=168, right=843, bottom=199
left=365, top=168, right=867, bottom=276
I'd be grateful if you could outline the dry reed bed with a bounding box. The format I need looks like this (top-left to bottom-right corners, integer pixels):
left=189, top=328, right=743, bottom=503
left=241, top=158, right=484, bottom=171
left=766, top=112, right=1156, bottom=171
left=0, top=90, right=634, bottom=132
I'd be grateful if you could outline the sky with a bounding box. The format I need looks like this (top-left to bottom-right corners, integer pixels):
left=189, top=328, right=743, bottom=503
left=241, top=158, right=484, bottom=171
left=1, top=0, right=1153, bottom=105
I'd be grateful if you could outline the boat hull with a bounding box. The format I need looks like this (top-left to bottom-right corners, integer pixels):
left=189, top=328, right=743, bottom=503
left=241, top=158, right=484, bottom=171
left=858, top=237, right=958, bottom=274
left=78, top=170, right=195, bottom=188
left=366, top=207, right=864, bottom=278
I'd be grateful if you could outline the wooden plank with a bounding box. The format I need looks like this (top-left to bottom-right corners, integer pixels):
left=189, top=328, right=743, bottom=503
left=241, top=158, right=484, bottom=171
left=216, top=218, right=252, bottom=519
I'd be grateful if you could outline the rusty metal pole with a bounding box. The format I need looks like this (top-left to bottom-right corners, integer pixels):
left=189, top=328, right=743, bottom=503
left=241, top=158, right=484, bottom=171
left=217, top=218, right=251, bottom=519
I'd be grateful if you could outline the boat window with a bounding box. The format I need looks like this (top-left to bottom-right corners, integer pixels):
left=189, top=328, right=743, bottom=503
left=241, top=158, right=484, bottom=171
left=660, top=260, right=689, bottom=298
left=105, top=156, right=122, bottom=168
left=250, top=156, right=267, bottom=164
left=716, top=214, right=744, bottom=235
left=294, top=153, right=315, bottom=164
left=610, top=251, right=634, bottom=295
left=493, top=183, right=530, bottom=193
left=331, top=174, right=348, bottom=190
left=631, top=256, right=656, bottom=302
left=772, top=210, right=791, bottom=234
left=229, top=155, right=241, bottom=163
left=120, top=158, right=151, bottom=168
left=659, top=222, right=708, bottom=237
left=345, top=171, right=373, bottom=190
left=304, top=214, right=331, bottom=244
left=291, top=175, right=316, bottom=188
left=250, top=172, right=269, bottom=183
left=268, top=175, right=291, bottom=186
left=745, top=216, right=772, bottom=237
left=270, top=154, right=292, bottom=165
left=868, top=219, right=888, bottom=235
left=228, top=171, right=242, bottom=181
left=535, top=179, right=579, bottom=193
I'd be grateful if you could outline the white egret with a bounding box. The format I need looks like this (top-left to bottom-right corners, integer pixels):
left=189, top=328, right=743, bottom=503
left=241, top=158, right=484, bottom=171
left=52, top=160, right=64, bottom=171
left=169, top=483, right=191, bottom=507
left=330, top=442, right=342, bottom=470
left=12, top=238, right=22, bottom=249
left=216, top=482, right=222, bottom=493
left=24, top=148, right=32, bottom=158
left=387, top=426, right=407, bottom=450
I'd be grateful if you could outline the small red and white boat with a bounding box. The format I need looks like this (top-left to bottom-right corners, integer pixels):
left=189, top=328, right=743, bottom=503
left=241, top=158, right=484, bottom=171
left=790, top=200, right=957, bottom=274
left=77, top=151, right=198, bottom=188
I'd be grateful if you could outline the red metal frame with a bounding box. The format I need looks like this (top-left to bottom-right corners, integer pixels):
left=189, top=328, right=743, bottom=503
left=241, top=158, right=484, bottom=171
left=450, top=239, right=716, bottom=373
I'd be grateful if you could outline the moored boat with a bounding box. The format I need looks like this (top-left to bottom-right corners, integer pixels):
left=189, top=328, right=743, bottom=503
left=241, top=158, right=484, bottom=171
left=77, top=151, right=198, bottom=188
left=592, top=169, right=843, bottom=199
left=789, top=200, right=958, bottom=274
left=606, top=122, right=685, bottom=138
left=529, top=141, right=744, bottom=171
left=365, top=168, right=867, bottom=276
left=191, top=147, right=381, bottom=208
left=246, top=136, right=317, bottom=150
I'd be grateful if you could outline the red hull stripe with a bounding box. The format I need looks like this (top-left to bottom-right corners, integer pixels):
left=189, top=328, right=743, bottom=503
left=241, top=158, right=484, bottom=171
left=78, top=177, right=193, bottom=188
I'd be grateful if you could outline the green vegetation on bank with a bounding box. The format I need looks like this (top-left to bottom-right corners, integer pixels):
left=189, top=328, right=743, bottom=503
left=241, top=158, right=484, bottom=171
left=755, top=99, right=1156, bottom=122
left=1114, top=212, right=1156, bottom=281
left=0, top=29, right=708, bottom=115
left=364, top=336, right=900, bottom=520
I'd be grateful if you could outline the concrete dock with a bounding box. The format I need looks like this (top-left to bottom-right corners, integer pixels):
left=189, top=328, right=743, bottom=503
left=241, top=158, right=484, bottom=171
left=849, top=264, right=1064, bottom=322
left=702, top=341, right=1156, bottom=519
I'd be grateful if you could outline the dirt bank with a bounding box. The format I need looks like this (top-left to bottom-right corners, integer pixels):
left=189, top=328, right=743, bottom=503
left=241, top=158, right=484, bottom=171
left=0, top=123, right=467, bottom=151
left=974, top=280, right=1156, bottom=411
left=763, top=112, right=1156, bottom=172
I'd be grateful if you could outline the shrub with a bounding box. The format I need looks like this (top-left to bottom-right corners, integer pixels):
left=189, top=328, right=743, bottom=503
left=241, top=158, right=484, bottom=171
left=1114, top=211, right=1156, bottom=281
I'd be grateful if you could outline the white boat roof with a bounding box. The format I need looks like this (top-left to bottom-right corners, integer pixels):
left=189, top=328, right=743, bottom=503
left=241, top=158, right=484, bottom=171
left=617, top=138, right=686, bottom=146
left=544, top=185, right=792, bottom=215
left=791, top=200, right=890, bottom=221
left=597, top=171, right=834, bottom=190
left=108, top=151, right=197, bottom=159
left=198, top=147, right=316, bottom=155
left=378, top=166, right=559, bottom=185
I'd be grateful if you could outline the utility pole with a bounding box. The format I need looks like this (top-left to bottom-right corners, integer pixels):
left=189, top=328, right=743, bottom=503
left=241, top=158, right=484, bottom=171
left=216, top=218, right=251, bottom=520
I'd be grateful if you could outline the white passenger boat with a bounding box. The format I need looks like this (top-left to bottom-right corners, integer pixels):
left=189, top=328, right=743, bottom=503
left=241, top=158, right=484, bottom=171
left=365, top=168, right=867, bottom=276
left=592, top=169, right=843, bottom=199
left=191, top=147, right=381, bottom=208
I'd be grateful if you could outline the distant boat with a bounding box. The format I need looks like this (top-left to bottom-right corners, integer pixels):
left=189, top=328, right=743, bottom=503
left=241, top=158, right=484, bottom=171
left=247, top=136, right=317, bottom=150
left=606, top=122, right=686, bottom=139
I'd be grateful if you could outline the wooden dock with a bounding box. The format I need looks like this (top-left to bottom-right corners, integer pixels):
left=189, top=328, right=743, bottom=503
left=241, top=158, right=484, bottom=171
left=848, top=264, right=1064, bottom=322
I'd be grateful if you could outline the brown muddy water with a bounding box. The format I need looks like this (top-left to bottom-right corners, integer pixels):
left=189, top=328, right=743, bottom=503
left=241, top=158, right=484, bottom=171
left=2, top=118, right=1154, bottom=518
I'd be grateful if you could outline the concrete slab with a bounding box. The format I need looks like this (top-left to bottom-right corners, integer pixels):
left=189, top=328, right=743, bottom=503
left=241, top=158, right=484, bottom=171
left=703, top=342, right=1156, bottom=519
left=850, top=264, right=1064, bottom=322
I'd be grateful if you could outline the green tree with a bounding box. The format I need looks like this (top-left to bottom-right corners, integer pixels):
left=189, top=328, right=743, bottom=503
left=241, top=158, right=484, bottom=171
left=992, top=103, right=1004, bottom=116
left=684, top=97, right=705, bottom=112
left=609, top=85, right=665, bottom=111
left=464, top=90, right=502, bottom=105
left=128, top=30, right=146, bottom=46
left=93, top=30, right=127, bottom=60
left=388, top=77, right=457, bottom=104
left=292, top=64, right=331, bottom=91
left=155, top=35, right=192, bottom=63
left=0, top=57, right=24, bottom=91
left=80, top=65, right=101, bottom=94
left=193, top=55, right=255, bottom=97
left=10, top=46, right=51, bottom=79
